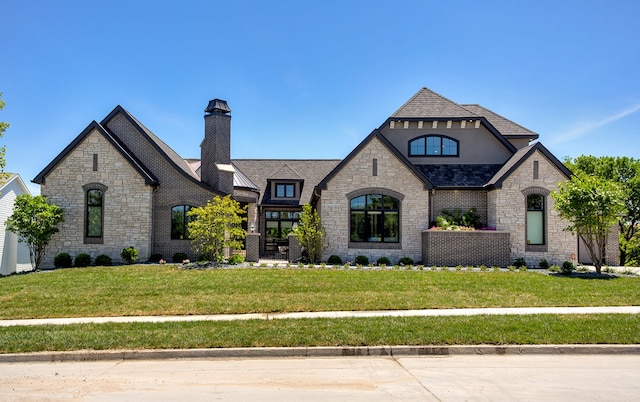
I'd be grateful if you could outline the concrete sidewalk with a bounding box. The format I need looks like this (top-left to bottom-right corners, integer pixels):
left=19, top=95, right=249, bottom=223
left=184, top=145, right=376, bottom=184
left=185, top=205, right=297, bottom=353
left=1, top=305, right=639, bottom=327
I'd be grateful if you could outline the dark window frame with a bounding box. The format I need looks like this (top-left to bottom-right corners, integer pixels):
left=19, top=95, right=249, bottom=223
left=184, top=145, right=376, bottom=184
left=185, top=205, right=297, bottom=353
left=275, top=183, right=296, bottom=198
left=408, top=135, right=459, bottom=157
left=171, top=205, right=194, bottom=240
left=523, top=187, right=549, bottom=252
left=349, top=193, right=400, bottom=244
left=82, top=183, right=107, bottom=244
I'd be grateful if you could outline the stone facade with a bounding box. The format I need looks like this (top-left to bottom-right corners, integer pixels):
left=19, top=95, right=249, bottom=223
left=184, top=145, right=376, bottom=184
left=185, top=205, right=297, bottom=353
left=488, top=150, right=576, bottom=266
left=319, top=136, right=430, bottom=263
left=40, top=128, right=154, bottom=266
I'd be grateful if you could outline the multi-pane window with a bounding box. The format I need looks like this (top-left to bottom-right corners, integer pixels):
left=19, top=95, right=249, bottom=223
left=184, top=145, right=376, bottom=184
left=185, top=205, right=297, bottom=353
left=350, top=194, right=399, bottom=243
left=409, top=135, right=458, bottom=156
left=86, top=189, right=103, bottom=238
left=526, top=194, right=545, bottom=245
left=275, top=183, right=295, bottom=198
left=265, top=211, right=300, bottom=240
left=171, top=205, right=193, bottom=240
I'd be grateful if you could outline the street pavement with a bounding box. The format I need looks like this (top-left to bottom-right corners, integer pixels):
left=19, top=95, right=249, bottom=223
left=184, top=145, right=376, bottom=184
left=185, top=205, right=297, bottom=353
left=2, top=354, right=639, bottom=401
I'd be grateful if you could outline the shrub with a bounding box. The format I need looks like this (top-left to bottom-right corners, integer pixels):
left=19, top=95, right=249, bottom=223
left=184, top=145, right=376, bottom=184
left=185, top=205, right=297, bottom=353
left=54, top=252, right=73, bottom=268
left=197, top=252, right=214, bottom=262
left=561, top=261, right=575, bottom=275
left=121, top=247, right=138, bottom=264
left=227, top=254, right=245, bottom=265
left=355, top=255, right=369, bottom=265
left=376, top=256, right=391, bottom=266
left=398, top=257, right=414, bottom=266
left=95, top=254, right=112, bottom=266
left=514, top=257, right=527, bottom=268
left=74, top=253, right=92, bottom=267
left=549, top=264, right=561, bottom=273
left=539, top=259, right=550, bottom=269
left=327, top=255, right=342, bottom=264
left=148, top=253, right=163, bottom=263
left=172, top=252, right=188, bottom=263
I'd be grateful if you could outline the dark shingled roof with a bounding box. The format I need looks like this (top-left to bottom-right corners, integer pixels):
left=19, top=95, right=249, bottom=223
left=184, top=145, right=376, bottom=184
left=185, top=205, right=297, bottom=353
left=462, top=104, right=537, bottom=139
left=232, top=159, right=341, bottom=206
left=417, top=164, right=503, bottom=188
left=391, top=87, right=475, bottom=118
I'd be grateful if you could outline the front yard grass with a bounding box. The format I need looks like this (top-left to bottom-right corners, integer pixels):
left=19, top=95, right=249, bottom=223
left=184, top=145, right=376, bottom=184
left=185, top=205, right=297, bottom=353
left=1, top=265, right=639, bottom=319
left=1, top=265, right=638, bottom=353
left=1, top=314, right=639, bottom=353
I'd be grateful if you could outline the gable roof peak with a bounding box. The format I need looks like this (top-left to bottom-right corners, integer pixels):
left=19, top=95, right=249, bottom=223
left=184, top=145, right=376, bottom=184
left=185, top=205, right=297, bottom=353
left=391, top=87, right=478, bottom=119
left=269, top=163, right=302, bottom=180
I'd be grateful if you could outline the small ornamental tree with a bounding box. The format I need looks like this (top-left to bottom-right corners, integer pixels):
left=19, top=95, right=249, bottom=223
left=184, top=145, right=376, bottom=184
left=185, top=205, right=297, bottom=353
left=5, top=194, right=64, bottom=271
left=552, top=172, right=625, bottom=273
left=0, top=92, right=10, bottom=185
left=292, top=204, right=325, bottom=263
left=187, top=195, right=246, bottom=265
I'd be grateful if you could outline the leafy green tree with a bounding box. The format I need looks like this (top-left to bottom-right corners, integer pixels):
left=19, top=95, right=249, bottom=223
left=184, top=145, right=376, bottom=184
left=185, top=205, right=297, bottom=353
left=552, top=173, right=625, bottom=273
left=187, top=195, right=246, bottom=265
left=565, top=156, right=640, bottom=265
left=292, top=204, right=325, bottom=263
left=5, top=195, right=65, bottom=271
left=0, top=92, right=9, bottom=184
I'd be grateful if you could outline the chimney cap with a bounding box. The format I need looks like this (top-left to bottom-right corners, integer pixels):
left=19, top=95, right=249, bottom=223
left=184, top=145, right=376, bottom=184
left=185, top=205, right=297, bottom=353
left=205, top=99, right=231, bottom=115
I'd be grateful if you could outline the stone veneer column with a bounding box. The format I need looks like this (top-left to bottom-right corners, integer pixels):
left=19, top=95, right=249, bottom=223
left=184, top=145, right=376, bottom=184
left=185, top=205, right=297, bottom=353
left=245, top=233, right=260, bottom=262
left=288, top=234, right=302, bottom=262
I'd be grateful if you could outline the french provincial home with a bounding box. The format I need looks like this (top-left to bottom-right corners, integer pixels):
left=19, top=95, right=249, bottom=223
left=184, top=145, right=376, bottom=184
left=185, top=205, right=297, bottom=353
left=34, top=87, right=589, bottom=267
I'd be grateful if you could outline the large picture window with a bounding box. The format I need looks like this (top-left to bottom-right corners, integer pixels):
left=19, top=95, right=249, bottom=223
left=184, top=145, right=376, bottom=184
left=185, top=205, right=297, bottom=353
left=526, top=194, right=545, bottom=245
left=171, top=205, right=193, bottom=240
left=350, top=194, right=399, bottom=243
left=409, top=135, right=458, bottom=157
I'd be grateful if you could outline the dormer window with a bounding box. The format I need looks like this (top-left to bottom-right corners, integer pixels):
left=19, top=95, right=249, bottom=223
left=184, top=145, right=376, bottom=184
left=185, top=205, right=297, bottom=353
left=409, top=135, right=459, bottom=157
left=275, top=183, right=295, bottom=198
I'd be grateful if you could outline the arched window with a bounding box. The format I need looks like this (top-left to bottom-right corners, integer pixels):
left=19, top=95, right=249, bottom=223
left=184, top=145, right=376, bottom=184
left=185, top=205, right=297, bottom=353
left=526, top=194, right=544, bottom=245
left=86, top=189, right=103, bottom=238
left=409, top=135, right=458, bottom=157
left=83, top=183, right=107, bottom=244
left=350, top=194, right=399, bottom=243
left=171, top=205, right=194, bottom=240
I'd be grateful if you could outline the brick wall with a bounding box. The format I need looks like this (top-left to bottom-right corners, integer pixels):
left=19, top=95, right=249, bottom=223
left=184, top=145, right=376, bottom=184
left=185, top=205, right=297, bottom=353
left=105, top=113, right=221, bottom=261
left=431, top=190, right=488, bottom=226
left=319, top=136, right=430, bottom=263
left=422, top=230, right=511, bottom=267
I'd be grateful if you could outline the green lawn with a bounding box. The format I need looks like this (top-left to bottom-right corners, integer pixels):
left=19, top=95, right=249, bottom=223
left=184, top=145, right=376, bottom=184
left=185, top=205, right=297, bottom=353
left=1, top=265, right=638, bottom=353
left=1, top=265, right=638, bottom=319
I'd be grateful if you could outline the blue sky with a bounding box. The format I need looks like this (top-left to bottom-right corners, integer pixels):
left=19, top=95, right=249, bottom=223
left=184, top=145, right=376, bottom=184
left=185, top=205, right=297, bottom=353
left=2, top=0, right=639, bottom=195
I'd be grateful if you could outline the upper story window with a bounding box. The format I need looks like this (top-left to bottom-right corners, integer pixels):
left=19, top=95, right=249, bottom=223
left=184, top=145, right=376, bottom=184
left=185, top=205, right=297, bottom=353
left=409, top=135, right=459, bottom=157
left=350, top=194, right=399, bottom=243
left=171, top=205, right=193, bottom=240
left=275, top=183, right=295, bottom=198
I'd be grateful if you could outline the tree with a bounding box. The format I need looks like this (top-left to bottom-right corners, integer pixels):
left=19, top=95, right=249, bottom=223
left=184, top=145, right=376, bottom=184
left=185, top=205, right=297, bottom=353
left=0, top=92, right=9, bottom=184
left=552, top=173, right=625, bottom=273
left=292, top=204, right=325, bottom=263
left=5, top=195, right=65, bottom=271
left=565, top=156, right=640, bottom=265
left=187, top=195, right=246, bottom=265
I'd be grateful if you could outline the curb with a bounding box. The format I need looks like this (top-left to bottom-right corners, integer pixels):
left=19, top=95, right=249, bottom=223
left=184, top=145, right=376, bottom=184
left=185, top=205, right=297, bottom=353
left=1, top=345, right=639, bottom=362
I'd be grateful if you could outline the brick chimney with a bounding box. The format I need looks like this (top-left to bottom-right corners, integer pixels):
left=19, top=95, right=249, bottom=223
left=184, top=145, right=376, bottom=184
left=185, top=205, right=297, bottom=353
left=201, top=99, right=234, bottom=194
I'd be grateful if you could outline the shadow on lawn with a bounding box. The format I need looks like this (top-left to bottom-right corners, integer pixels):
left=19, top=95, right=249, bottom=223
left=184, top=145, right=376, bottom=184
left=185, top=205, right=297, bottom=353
left=549, top=272, right=619, bottom=280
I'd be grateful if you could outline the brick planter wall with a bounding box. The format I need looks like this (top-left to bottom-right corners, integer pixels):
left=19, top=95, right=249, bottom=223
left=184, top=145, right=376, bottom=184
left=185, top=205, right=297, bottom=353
left=422, top=230, right=511, bottom=267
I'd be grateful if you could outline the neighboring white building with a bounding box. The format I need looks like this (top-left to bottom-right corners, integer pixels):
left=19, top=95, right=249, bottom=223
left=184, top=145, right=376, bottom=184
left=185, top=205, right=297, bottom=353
left=0, top=174, right=32, bottom=275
